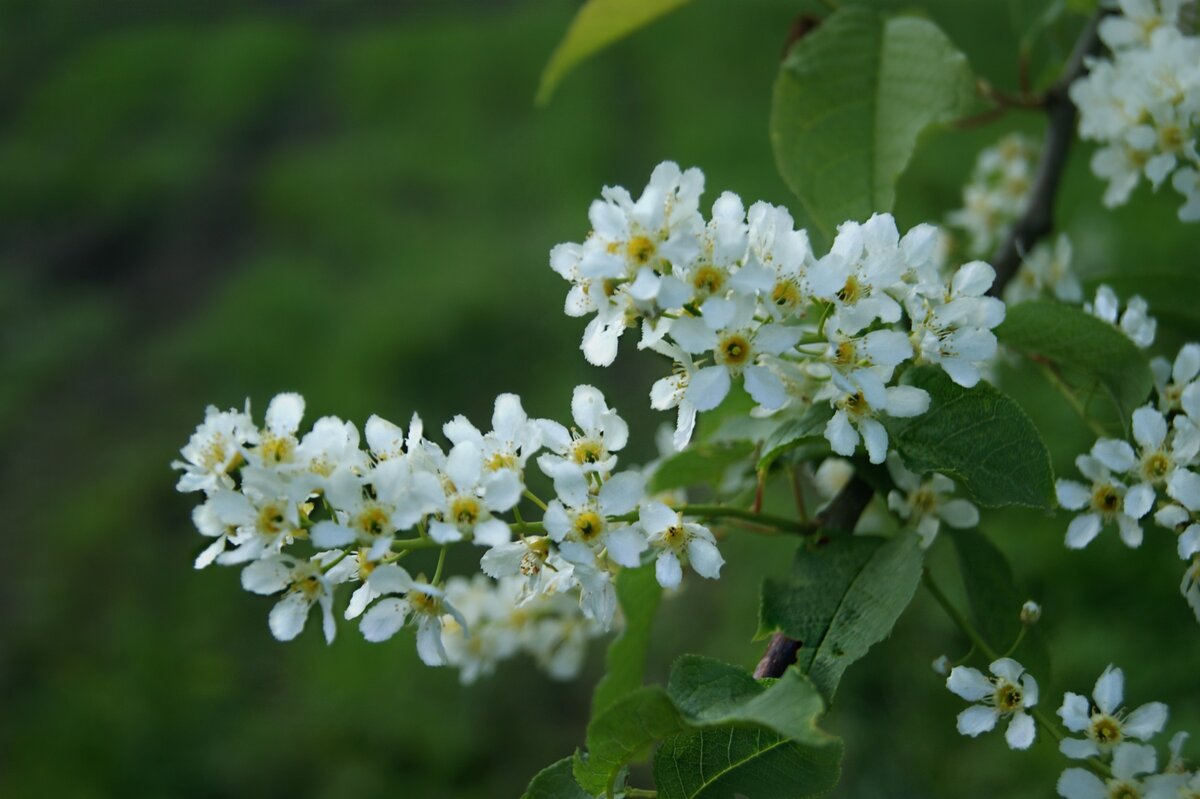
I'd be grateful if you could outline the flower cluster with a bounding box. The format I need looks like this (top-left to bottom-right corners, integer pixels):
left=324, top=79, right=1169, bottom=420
left=1085, top=284, right=1158, bottom=349
left=1070, top=0, right=1200, bottom=220
left=173, top=385, right=724, bottom=681
left=1005, top=233, right=1084, bottom=306
left=550, top=162, right=1008, bottom=463
left=946, top=133, right=1039, bottom=258
left=1056, top=341, right=1200, bottom=620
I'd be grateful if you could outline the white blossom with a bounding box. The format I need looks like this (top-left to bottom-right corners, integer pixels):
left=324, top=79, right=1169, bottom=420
left=1058, top=665, right=1169, bottom=759
left=946, top=658, right=1039, bottom=750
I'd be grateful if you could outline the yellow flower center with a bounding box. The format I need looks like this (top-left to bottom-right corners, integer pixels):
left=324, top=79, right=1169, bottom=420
left=994, top=681, right=1024, bottom=714
left=354, top=504, right=391, bottom=537
left=691, top=265, right=725, bottom=295
left=1089, top=715, right=1123, bottom=745
left=572, top=438, right=604, bottom=465
left=772, top=280, right=802, bottom=309
left=1092, top=484, right=1122, bottom=516
left=1142, top=451, right=1171, bottom=482
left=717, top=334, right=752, bottom=367
left=486, top=452, right=517, bottom=472
left=1106, top=781, right=1141, bottom=799
left=838, top=275, right=862, bottom=304
left=574, top=511, right=605, bottom=542
left=258, top=435, right=294, bottom=465
left=451, top=496, right=481, bottom=527
left=627, top=235, right=657, bottom=265
left=256, top=503, right=289, bottom=535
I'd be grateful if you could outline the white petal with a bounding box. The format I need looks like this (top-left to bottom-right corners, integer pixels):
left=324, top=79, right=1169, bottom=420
left=744, top=365, right=787, bottom=411
left=1060, top=737, right=1101, bottom=759
left=415, top=618, right=448, bottom=666
left=599, top=471, right=645, bottom=516
left=754, top=324, right=803, bottom=355
left=241, top=557, right=294, bottom=595
left=1112, top=742, right=1156, bottom=781
left=884, top=386, right=930, bottom=417
left=1093, top=665, right=1124, bottom=715
left=939, top=499, right=979, bottom=529
left=1065, top=514, right=1103, bottom=549
left=639, top=501, right=678, bottom=535
left=947, top=666, right=993, bottom=701
left=655, top=550, right=683, bottom=588
left=1059, top=693, right=1092, bottom=733
left=1005, top=712, right=1036, bottom=750
left=360, top=597, right=409, bottom=642
left=543, top=500, right=572, bottom=542
left=368, top=562, right=415, bottom=595
left=989, top=658, right=1024, bottom=683
left=1116, top=514, right=1143, bottom=548
left=957, top=705, right=1000, bottom=736
left=859, top=418, right=889, bottom=464
left=669, top=317, right=718, bottom=354
left=482, top=469, right=522, bottom=512
left=428, top=519, right=464, bottom=544
left=268, top=592, right=311, bottom=641
left=825, top=411, right=859, bottom=457
left=1057, top=768, right=1106, bottom=799
left=1132, top=406, right=1168, bottom=449
left=686, top=535, right=724, bottom=579
left=1124, top=702, right=1168, bottom=740
left=1056, top=480, right=1091, bottom=511
left=1092, top=439, right=1138, bottom=473
left=311, top=520, right=356, bottom=549
left=1124, top=483, right=1155, bottom=520
left=1179, top=525, right=1200, bottom=560
left=445, top=441, right=483, bottom=492
left=266, top=392, right=305, bottom=435
left=1168, top=469, right=1200, bottom=512
left=687, top=366, right=732, bottom=412
left=472, top=517, right=511, bottom=548
left=605, top=526, right=648, bottom=568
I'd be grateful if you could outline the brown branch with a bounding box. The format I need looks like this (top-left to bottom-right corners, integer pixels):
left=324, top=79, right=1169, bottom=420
left=756, top=12, right=1110, bottom=680
left=986, top=10, right=1107, bottom=296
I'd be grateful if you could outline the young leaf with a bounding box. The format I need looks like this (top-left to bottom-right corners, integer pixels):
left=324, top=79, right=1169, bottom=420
left=591, top=563, right=663, bottom=717
left=649, top=440, right=755, bottom=493
left=537, top=0, right=697, bottom=105
left=574, top=658, right=842, bottom=796
left=522, top=756, right=593, bottom=799
left=997, top=299, right=1155, bottom=420
left=885, top=367, right=1055, bottom=509
left=758, top=534, right=925, bottom=702
left=949, top=527, right=1051, bottom=680
left=757, top=403, right=833, bottom=471
left=771, top=7, right=977, bottom=249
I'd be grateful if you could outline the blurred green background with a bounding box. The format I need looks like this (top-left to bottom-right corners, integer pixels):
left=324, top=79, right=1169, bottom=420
left=2, top=0, right=1197, bottom=796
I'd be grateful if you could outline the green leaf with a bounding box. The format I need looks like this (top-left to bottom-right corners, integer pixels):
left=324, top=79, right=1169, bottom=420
left=885, top=367, right=1055, bottom=509
left=574, top=658, right=841, bottom=796
left=949, top=528, right=1051, bottom=680
left=771, top=7, right=977, bottom=249
left=592, top=564, right=663, bottom=717
left=758, top=534, right=925, bottom=702
left=997, top=300, right=1154, bottom=422
left=654, top=727, right=842, bottom=799
left=649, top=440, right=754, bottom=493
left=537, top=0, right=697, bottom=105
left=523, top=757, right=593, bottom=799
left=757, top=403, right=833, bottom=471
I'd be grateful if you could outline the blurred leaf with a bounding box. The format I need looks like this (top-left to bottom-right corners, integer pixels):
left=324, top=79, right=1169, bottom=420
left=886, top=367, right=1055, bottom=509
left=758, top=534, right=924, bottom=701
left=771, top=7, right=977, bottom=248
left=997, top=300, right=1154, bottom=421
left=650, top=441, right=754, bottom=493
left=523, top=757, right=592, bottom=799
left=592, top=564, right=662, bottom=717
left=949, top=528, right=1051, bottom=679
left=537, top=0, right=697, bottom=105
left=758, top=404, right=833, bottom=471
left=574, top=658, right=841, bottom=795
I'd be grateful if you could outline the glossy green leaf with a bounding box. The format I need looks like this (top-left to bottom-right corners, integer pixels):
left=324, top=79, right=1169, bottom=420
left=574, top=658, right=841, bottom=796
left=537, top=0, right=697, bottom=105
left=771, top=7, right=977, bottom=248
left=949, top=527, right=1051, bottom=680
left=592, top=564, right=662, bottom=717
left=522, top=757, right=593, bottom=799
left=885, top=367, right=1055, bottom=509
left=649, top=440, right=754, bottom=493
left=997, top=300, right=1154, bottom=422
left=758, top=534, right=924, bottom=701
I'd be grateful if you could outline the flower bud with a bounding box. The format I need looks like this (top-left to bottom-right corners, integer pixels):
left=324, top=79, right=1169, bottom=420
left=931, top=655, right=950, bottom=676
left=1020, top=600, right=1041, bottom=625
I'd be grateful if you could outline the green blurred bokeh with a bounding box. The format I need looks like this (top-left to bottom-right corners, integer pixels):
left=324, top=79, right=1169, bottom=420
left=1, top=1, right=1197, bottom=797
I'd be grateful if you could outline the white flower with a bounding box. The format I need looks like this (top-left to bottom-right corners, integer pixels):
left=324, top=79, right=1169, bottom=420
left=1058, top=665, right=1169, bottom=759
left=637, top=501, right=724, bottom=588
left=1175, top=166, right=1200, bottom=221
left=1056, top=453, right=1148, bottom=548
left=946, top=658, right=1039, bottom=750
left=245, top=392, right=306, bottom=470
left=428, top=440, right=521, bottom=547
left=538, top=385, right=629, bottom=478
left=444, top=393, right=543, bottom=477
left=818, top=369, right=930, bottom=464
left=358, top=563, right=466, bottom=666
left=242, top=552, right=354, bottom=644
left=543, top=467, right=647, bottom=567
left=646, top=340, right=700, bottom=451
left=748, top=200, right=814, bottom=318
left=668, top=295, right=802, bottom=412
left=1005, top=234, right=1083, bottom=306
left=1182, top=557, right=1200, bottom=622
left=1100, top=0, right=1186, bottom=51
left=886, top=454, right=979, bottom=547
left=673, top=191, right=773, bottom=309
left=1057, top=743, right=1162, bottom=799
left=1152, top=343, right=1200, bottom=413
left=947, top=133, right=1039, bottom=258
left=906, top=260, right=1006, bottom=388
left=479, top=536, right=575, bottom=601
left=808, top=214, right=907, bottom=334
left=173, top=401, right=257, bottom=494
left=1020, top=600, right=1042, bottom=625
left=207, top=472, right=306, bottom=565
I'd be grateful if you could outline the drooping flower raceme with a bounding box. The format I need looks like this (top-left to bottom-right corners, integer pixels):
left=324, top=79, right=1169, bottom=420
left=550, top=162, right=1009, bottom=464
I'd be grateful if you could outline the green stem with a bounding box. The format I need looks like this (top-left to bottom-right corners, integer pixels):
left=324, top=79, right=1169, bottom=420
left=922, top=571, right=1112, bottom=778
left=625, top=790, right=657, bottom=798
left=523, top=489, right=549, bottom=512
left=432, top=545, right=448, bottom=585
